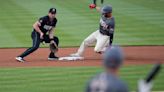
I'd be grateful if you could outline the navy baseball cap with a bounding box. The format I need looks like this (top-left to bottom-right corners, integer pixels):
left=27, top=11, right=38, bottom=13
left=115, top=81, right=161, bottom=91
left=103, top=46, right=124, bottom=69
left=49, top=8, right=56, bottom=14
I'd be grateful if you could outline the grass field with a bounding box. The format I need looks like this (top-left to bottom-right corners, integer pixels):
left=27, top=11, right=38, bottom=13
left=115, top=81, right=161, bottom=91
left=0, top=0, right=164, bottom=47
left=0, top=65, right=163, bottom=92
left=0, top=0, right=164, bottom=92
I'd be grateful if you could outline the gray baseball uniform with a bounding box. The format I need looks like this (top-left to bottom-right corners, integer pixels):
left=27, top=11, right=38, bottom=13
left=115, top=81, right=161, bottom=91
left=100, top=16, right=115, bottom=36
left=86, top=72, right=129, bottom=92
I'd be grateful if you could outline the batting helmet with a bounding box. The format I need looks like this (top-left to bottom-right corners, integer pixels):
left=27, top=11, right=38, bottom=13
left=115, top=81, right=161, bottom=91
left=103, top=46, right=124, bottom=69
left=101, top=5, right=112, bottom=14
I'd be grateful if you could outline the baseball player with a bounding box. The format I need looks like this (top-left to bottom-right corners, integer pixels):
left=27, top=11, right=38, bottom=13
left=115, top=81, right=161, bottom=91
left=86, top=46, right=129, bottom=92
left=70, top=5, right=115, bottom=57
left=16, top=8, right=59, bottom=62
left=86, top=46, right=154, bottom=92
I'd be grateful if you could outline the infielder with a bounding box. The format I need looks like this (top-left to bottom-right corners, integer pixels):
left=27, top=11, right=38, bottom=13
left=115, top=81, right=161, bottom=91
left=16, top=8, right=59, bottom=62
left=86, top=46, right=129, bottom=92
left=70, top=5, right=115, bottom=57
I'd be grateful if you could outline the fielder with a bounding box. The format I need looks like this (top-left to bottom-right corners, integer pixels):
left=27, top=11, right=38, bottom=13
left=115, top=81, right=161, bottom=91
left=70, top=4, right=115, bottom=57
left=16, top=8, right=59, bottom=62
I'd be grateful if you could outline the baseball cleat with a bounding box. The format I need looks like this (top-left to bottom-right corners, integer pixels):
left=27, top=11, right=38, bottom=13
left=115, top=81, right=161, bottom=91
left=70, top=53, right=81, bottom=57
left=48, top=55, right=59, bottom=61
left=15, top=57, right=25, bottom=62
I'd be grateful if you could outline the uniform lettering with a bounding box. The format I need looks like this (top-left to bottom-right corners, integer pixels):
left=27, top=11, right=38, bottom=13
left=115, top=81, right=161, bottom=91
left=43, top=25, right=53, bottom=30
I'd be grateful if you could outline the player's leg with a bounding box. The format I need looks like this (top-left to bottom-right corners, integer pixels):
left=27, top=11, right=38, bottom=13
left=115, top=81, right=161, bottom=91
left=101, top=35, right=114, bottom=52
left=71, top=30, right=98, bottom=56
left=44, top=35, right=59, bottom=60
left=49, top=36, right=59, bottom=60
left=16, top=31, right=41, bottom=62
left=101, top=39, right=110, bottom=52
left=94, top=31, right=109, bottom=54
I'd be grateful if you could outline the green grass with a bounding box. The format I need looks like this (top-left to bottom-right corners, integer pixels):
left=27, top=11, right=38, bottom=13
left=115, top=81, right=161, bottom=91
left=0, top=65, right=163, bottom=92
left=0, top=0, right=164, bottom=47
left=0, top=0, right=163, bottom=91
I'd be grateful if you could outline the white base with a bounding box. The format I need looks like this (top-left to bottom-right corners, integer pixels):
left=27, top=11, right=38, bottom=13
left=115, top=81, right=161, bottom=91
left=59, top=56, right=84, bottom=61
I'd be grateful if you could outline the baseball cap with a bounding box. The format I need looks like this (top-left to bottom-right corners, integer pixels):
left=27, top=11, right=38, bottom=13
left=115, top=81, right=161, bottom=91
left=103, top=46, right=124, bottom=69
left=49, top=8, right=56, bottom=14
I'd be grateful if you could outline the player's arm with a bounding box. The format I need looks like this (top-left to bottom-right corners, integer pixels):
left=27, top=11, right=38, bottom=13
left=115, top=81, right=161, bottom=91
left=33, top=21, right=44, bottom=39
left=49, top=18, right=57, bottom=43
left=49, top=28, right=58, bottom=51
left=108, top=27, right=114, bottom=45
left=109, top=33, right=113, bottom=45
left=108, top=22, right=114, bottom=46
left=49, top=28, right=55, bottom=43
left=109, top=18, right=115, bottom=46
left=89, top=4, right=101, bottom=13
left=95, top=6, right=101, bottom=12
left=108, top=25, right=114, bottom=45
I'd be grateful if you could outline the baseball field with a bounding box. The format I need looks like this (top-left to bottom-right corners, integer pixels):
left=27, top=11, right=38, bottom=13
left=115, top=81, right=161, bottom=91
left=0, top=0, right=164, bottom=92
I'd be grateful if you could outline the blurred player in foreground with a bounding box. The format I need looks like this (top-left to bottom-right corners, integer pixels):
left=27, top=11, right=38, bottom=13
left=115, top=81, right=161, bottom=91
left=85, top=46, right=155, bottom=92
left=86, top=46, right=129, bottom=92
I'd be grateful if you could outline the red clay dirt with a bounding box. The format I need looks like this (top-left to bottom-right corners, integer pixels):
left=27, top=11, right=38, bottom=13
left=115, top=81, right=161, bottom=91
left=0, top=46, right=164, bottom=67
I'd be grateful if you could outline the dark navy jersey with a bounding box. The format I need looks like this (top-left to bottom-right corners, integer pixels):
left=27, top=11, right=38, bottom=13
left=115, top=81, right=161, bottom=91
left=86, top=72, right=129, bottom=92
left=38, top=16, right=57, bottom=34
left=99, top=16, right=115, bottom=36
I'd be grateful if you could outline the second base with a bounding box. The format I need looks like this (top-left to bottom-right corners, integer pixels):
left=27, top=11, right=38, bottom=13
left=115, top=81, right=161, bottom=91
left=59, top=56, right=84, bottom=61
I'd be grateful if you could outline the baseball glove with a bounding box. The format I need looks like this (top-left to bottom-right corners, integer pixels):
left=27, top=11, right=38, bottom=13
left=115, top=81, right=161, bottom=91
left=50, top=42, right=58, bottom=53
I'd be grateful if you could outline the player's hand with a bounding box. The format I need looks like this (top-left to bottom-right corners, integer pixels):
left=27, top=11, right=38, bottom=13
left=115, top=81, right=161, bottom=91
left=40, top=32, right=44, bottom=39
left=138, top=79, right=153, bottom=92
left=95, top=6, right=101, bottom=12
left=89, top=4, right=96, bottom=9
